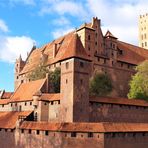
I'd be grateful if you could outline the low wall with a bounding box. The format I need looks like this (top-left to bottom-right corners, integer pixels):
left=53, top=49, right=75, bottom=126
left=0, top=129, right=104, bottom=148
left=1, top=129, right=148, bottom=148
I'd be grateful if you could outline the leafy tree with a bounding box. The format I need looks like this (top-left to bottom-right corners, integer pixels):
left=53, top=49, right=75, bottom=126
left=27, top=65, right=61, bottom=93
left=50, top=68, right=61, bottom=93
left=89, top=72, right=112, bottom=96
left=128, top=60, right=148, bottom=100
left=27, top=65, right=49, bottom=81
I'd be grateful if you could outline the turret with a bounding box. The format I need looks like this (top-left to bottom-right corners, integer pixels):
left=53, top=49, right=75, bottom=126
left=14, top=55, right=26, bottom=90
left=105, top=30, right=118, bottom=66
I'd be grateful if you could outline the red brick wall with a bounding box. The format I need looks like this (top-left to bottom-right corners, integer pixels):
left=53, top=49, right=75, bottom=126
left=90, top=102, right=148, bottom=123
left=104, top=132, right=148, bottom=148
left=93, top=62, right=135, bottom=98
left=0, top=129, right=104, bottom=148
left=1, top=129, right=148, bottom=148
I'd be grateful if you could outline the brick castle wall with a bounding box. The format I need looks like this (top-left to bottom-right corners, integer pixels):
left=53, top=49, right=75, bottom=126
left=104, top=132, right=148, bottom=148
left=0, top=129, right=148, bottom=148
left=90, top=102, right=148, bottom=123
left=0, top=129, right=104, bottom=148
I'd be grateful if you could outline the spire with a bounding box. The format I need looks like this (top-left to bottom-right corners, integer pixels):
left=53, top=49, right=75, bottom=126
left=105, top=30, right=118, bottom=40
left=60, top=33, right=91, bottom=61
left=32, top=42, right=36, bottom=51
left=19, top=54, right=22, bottom=61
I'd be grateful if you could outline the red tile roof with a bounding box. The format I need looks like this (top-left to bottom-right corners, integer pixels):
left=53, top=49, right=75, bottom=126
left=0, top=111, right=32, bottom=129
left=119, top=41, right=148, bottom=60
left=60, top=33, right=90, bottom=61
left=40, top=93, right=61, bottom=102
left=20, top=122, right=148, bottom=133
left=90, top=96, right=148, bottom=107
left=0, top=99, right=10, bottom=105
left=10, top=79, right=46, bottom=102
left=32, top=93, right=148, bottom=107
left=20, top=32, right=74, bottom=74
left=1, top=92, right=13, bottom=99
left=20, top=32, right=91, bottom=75
left=19, top=19, right=148, bottom=75
left=105, top=30, right=118, bottom=39
left=117, top=41, right=146, bottom=65
left=20, top=48, right=45, bottom=74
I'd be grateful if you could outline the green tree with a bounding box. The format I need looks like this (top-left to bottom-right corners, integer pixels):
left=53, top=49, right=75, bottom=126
left=128, top=60, right=148, bottom=100
left=27, top=65, right=61, bottom=93
left=89, top=72, right=112, bottom=96
left=50, top=68, right=61, bottom=93
left=27, top=65, right=49, bottom=81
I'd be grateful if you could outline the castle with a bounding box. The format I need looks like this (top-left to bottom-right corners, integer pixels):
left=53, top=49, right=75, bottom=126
left=0, top=17, right=148, bottom=148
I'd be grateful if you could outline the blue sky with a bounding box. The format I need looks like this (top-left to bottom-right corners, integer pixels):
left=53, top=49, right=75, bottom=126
left=0, top=0, right=148, bottom=92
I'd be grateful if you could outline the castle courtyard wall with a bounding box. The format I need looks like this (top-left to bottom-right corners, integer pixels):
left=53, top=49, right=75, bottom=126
left=93, top=60, right=135, bottom=98
left=0, top=129, right=148, bottom=148
left=90, top=102, right=148, bottom=123
left=0, top=129, right=104, bottom=148
left=104, top=132, right=148, bottom=148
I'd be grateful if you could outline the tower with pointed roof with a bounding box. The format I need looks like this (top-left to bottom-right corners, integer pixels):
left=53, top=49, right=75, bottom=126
left=60, top=33, right=91, bottom=122
left=14, top=55, right=26, bottom=90
left=105, top=30, right=118, bottom=65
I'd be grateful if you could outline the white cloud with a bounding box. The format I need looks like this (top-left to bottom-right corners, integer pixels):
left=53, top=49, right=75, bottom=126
left=39, top=0, right=148, bottom=45
left=52, top=27, right=74, bottom=39
left=86, top=0, right=148, bottom=45
left=54, top=1, right=86, bottom=17
left=52, top=17, right=70, bottom=26
left=0, top=36, right=35, bottom=63
left=39, top=0, right=88, bottom=20
left=0, top=19, right=9, bottom=32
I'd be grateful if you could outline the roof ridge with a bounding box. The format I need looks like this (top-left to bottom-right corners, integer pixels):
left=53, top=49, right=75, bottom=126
left=119, top=40, right=148, bottom=51
left=105, top=30, right=118, bottom=39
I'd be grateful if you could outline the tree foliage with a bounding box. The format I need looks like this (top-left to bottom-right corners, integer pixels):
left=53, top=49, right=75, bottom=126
left=128, top=60, right=148, bottom=100
left=89, top=72, right=112, bottom=96
left=27, top=65, right=61, bottom=93
left=27, top=65, right=49, bottom=81
left=49, top=68, right=61, bottom=93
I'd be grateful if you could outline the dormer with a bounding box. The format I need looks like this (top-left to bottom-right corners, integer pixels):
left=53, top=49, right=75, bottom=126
left=53, top=38, right=64, bottom=58
left=53, top=43, right=58, bottom=58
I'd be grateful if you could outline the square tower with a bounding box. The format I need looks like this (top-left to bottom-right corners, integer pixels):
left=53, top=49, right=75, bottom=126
left=139, top=13, right=148, bottom=49
left=60, top=33, right=91, bottom=122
